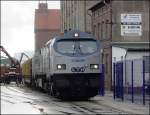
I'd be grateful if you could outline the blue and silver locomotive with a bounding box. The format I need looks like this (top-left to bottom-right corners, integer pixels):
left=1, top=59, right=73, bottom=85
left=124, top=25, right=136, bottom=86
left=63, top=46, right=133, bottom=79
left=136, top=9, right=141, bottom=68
left=32, top=30, right=102, bottom=99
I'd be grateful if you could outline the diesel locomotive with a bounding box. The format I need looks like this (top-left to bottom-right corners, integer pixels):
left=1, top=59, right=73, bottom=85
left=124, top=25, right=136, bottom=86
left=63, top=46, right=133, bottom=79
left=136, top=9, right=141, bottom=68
left=25, top=30, right=102, bottom=99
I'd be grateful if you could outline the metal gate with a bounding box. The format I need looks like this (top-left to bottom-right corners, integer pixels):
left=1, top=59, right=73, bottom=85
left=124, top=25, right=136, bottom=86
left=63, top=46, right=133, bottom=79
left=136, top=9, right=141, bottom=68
left=113, top=62, right=124, bottom=100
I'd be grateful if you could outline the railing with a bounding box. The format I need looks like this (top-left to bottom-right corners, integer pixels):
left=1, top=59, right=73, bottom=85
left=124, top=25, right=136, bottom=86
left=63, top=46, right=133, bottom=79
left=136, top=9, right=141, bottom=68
left=113, top=58, right=150, bottom=105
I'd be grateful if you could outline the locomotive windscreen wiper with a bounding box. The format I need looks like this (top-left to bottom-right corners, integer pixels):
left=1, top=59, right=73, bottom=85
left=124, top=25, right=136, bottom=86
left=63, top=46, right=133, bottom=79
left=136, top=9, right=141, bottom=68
left=73, top=41, right=83, bottom=55
left=77, top=44, right=83, bottom=55
left=72, top=41, right=76, bottom=55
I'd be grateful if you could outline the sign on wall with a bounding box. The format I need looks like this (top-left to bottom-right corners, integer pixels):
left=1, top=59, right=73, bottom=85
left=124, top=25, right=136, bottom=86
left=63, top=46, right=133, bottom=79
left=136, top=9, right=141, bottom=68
left=121, top=14, right=142, bottom=36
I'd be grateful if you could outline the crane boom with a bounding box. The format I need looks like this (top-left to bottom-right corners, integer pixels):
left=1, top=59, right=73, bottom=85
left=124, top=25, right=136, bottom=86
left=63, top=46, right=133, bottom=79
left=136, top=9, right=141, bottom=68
left=19, top=52, right=30, bottom=64
left=0, top=45, right=19, bottom=67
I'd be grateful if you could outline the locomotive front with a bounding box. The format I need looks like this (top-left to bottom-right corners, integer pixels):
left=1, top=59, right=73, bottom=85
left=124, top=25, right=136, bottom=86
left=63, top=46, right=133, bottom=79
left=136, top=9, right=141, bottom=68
left=50, top=30, right=101, bottom=99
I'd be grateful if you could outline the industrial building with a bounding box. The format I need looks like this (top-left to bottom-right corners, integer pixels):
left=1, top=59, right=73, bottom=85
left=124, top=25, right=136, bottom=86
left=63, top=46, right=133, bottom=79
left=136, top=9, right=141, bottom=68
left=89, top=0, right=149, bottom=90
left=35, top=2, right=61, bottom=52
left=60, top=0, right=100, bottom=33
left=61, top=0, right=150, bottom=90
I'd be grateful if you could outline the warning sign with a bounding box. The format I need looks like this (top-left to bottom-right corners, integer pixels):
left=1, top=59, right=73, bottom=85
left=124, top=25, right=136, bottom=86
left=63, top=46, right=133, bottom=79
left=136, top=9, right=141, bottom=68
left=121, top=14, right=142, bottom=36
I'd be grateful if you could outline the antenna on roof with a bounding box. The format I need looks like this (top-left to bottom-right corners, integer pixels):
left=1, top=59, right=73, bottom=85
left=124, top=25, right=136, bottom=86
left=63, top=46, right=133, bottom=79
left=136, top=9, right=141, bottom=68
left=39, top=0, right=47, bottom=3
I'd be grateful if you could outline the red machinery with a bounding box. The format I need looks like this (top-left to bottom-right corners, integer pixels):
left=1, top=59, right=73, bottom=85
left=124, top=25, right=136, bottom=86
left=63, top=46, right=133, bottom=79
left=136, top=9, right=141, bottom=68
left=0, top=45, right=22, bottom=84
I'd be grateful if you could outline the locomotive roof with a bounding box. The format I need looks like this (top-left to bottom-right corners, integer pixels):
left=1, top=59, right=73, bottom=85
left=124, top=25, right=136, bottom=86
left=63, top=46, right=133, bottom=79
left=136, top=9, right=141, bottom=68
left=54, top=30, right=96, bottom=39
left=45, top=30, right=97, bottom=46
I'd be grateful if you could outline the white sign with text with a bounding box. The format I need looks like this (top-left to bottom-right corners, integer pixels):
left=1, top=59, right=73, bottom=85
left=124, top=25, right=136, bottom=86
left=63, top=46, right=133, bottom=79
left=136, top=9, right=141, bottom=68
left=121, top=14, right=142, bottom=36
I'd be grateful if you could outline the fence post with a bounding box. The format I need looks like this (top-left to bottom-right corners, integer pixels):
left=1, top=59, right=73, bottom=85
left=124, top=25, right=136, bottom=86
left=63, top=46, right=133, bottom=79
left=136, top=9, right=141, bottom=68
left=99, top=64, right=105, bottom=96
left=121, top=62, right=124, bottom=101
left=143, top=60, right=145, bottom=105
left=113, top=62, right=116, bottom=100
left=131, top=61, right=134, bottom=103
left=102, top=64, right=105, bottom=96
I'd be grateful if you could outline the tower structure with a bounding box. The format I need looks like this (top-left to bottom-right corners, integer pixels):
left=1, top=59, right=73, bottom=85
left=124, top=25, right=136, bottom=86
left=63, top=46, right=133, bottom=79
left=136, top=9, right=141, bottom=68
left=34, top=2, right=60, bottom=52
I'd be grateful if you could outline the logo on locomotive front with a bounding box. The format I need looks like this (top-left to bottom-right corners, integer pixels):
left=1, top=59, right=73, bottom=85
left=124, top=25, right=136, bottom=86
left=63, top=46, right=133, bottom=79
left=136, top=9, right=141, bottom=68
left=71, top=67, right=85, bottom=72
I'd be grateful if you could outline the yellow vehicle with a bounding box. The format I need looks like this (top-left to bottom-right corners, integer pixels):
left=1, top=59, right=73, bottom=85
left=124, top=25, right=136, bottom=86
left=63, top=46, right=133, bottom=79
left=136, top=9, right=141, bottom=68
left=21, top=59, right=32, bottom=85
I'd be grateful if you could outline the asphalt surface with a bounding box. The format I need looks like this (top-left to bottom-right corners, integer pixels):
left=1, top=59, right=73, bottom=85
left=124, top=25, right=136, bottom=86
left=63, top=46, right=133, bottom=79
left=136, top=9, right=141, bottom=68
left=0, top=83, right=149, bottom=114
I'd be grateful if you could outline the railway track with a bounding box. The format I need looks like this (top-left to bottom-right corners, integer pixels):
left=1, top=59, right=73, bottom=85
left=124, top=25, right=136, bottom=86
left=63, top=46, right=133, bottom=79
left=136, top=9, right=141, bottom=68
left=1, top=85, right=135, bottom=114
left=51, top=100, right=131, bottom=114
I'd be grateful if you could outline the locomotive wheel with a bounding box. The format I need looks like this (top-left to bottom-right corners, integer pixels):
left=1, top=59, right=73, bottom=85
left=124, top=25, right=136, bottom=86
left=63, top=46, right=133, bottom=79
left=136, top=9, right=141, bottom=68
left=50, top=81, right=60, bottom=98
left=35, top=79, right=38, bottom=88
left=6, top=78, right=10, bottom=84
left=50, top=82, right=56, bottom=96
left=6, top=81, right=10, bottom=84
left=31, top=78, right=36, bottom=89
left=43, top=82, right=47, bottom=92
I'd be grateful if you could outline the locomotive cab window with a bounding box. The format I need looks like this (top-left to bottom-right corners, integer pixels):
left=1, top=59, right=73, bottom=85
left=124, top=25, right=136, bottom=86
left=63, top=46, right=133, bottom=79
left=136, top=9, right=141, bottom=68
left=54, top=39, right=98, bottom=56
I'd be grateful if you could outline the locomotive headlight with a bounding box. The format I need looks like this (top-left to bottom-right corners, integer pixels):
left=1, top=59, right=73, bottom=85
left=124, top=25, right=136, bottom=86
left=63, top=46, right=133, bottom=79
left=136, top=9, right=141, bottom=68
left=90, top=64, right=99, bottom=69
left=57, top=64, right=66, bottom=70
left=57, top=65, right=62, bottom=69
left=74, top=33, right=79, bottom=37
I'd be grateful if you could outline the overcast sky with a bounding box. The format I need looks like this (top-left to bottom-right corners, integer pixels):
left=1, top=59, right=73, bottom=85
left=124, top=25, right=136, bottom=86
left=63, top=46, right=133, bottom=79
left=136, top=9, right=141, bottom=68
left=1, top=1, right=60, bottom=57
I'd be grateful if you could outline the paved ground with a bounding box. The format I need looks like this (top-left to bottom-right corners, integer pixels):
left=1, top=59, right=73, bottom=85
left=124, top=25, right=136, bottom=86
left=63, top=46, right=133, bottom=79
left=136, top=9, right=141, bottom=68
left=0, top=83, right=149, bottom=114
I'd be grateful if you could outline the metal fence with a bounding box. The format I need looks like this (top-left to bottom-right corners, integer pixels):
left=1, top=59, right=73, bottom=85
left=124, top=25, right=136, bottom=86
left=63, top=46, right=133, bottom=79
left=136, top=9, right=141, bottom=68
left=113, top=58, right=150, bottom=105
left=99, top=64, right=105, bottom=96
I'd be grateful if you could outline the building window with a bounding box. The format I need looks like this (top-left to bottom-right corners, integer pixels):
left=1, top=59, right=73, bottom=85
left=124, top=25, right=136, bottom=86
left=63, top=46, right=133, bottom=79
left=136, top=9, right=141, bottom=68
left=98, top=23, right=100, bottom=39
left=100, top=8, right=102, bottom=14
left=93, top=12, right=95, bottom=19
left=95, top=25, right=98, bottom=38
left=96, top=10, right=98, bottom=17
left=102, top=22, right=105, bottom=39
left=103, top=5, right=106, bottom=12
left=95, top=11, right=97, bottom=18
left=98, top=9, right=100, bottom=16
left=105, top=22, right=108, bottom=39
left=105, top=53, right=109, bottom=73
left=101, top=22, right=103, bottom=40
left=105, top=20, right=110, bottom=39
left=108, top=21, right=111, bottom=39
left=93, top=25, right=96, bottom=36
left=101, top=7, right=103, bottom=13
